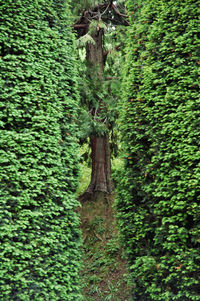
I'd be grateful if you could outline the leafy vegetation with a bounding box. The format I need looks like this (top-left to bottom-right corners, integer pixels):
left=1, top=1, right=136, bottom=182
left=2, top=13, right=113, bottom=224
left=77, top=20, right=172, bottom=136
left=0, top=0, right=82, bottom=299
left=116, top=0, right=200, bottom=300
left=1, top=0, right=199, bottom=299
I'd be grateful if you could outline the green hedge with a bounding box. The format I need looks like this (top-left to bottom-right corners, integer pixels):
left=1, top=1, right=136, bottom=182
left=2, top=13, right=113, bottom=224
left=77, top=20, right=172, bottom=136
left=116, top=0, right=200, bottom=300
left=0, top=0, right=82, bottom=300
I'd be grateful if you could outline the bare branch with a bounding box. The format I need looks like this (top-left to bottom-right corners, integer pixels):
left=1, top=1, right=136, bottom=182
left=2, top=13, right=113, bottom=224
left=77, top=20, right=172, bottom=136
left=100, top=3, right=110, bottom=18
left=94, top=107, right=98, bottom=117
left=73, top=1, right=129, bottom=35
left=94, top=231, right=104, bottom=242
left=103, top=117, right=107, bottom=124
left=111, top=3, right=127, bottom=18
left=74, top=24, right=88, bottom=29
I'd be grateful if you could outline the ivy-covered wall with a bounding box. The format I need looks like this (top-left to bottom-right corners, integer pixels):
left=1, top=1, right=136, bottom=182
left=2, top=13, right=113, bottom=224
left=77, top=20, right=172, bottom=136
left=116, top=0, right=200, bottom=300
left=0, top=0, right=82, bottom=300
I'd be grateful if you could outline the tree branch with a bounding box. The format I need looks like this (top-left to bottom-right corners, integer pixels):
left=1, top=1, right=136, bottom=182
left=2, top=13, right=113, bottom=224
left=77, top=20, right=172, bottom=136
left=73, top=1, right=129, bottom=35
left=74, top=24, right=88, bottom=29
left=111, top=4, right=127, bottom=18
left=100, top=3, right=110, bottom=18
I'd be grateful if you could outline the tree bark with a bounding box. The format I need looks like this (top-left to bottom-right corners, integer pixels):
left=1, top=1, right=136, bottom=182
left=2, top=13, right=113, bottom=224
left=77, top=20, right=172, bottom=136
left=86, top=29, right=104, bottom=75
left=87, top=135, right=112, bottom=194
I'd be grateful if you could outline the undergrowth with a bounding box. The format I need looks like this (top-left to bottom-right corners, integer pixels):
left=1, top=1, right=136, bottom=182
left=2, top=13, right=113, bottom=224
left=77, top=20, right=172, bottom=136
left=77, top=158, right=132, bottom=300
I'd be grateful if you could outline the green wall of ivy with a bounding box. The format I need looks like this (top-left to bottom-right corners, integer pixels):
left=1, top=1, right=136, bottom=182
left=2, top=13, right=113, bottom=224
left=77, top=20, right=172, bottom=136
left=0, top=0, right=82, bottom=299
left=116, top=0, right=200, bottom=300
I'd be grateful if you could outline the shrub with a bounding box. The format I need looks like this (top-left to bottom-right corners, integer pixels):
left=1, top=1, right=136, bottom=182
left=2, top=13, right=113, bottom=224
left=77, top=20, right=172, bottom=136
left=0, top=0, right=82, bottom=299
left=116, top=0, right=200, bottom=300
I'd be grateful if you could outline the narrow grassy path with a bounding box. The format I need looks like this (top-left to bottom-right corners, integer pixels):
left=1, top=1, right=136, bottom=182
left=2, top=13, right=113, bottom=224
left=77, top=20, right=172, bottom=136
left=78, top=195, right=132, bottom=301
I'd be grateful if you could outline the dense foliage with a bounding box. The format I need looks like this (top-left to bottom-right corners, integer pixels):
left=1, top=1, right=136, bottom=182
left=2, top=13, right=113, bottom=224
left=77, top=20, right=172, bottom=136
left=116, top=0, right=200, bottom=300
left=0, top=0, right=82, bottom=299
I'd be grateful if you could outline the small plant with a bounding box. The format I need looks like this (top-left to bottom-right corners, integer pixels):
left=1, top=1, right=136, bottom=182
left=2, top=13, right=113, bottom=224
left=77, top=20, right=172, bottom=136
left=88, top=274, right=99, bottom=284
left=88, top=284, right=104, bottom=298
left=106, top=237, right=120, bottom=255
left=104, top=280, right=121, bottom=301
left=91, top=217, right=105, bottom=235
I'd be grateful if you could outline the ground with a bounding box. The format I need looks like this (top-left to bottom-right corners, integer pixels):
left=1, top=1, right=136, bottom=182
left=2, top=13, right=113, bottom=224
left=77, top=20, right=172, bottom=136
left=77, top=191, right=132, bottom=301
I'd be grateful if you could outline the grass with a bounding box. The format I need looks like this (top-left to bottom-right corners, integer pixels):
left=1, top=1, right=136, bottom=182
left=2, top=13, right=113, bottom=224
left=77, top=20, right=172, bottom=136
left=76, top=161, right=91, bottom=196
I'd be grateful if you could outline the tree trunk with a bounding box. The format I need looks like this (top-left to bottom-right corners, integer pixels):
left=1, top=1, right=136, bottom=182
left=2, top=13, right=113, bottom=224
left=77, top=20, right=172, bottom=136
left=80, top=29, right=113, bottom=202
left=87, top=134, right=112, bottom=193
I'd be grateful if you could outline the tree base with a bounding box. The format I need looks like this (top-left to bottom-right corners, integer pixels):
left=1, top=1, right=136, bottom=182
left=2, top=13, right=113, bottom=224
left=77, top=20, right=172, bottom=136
left=78, top=190, right=113, bottom=204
